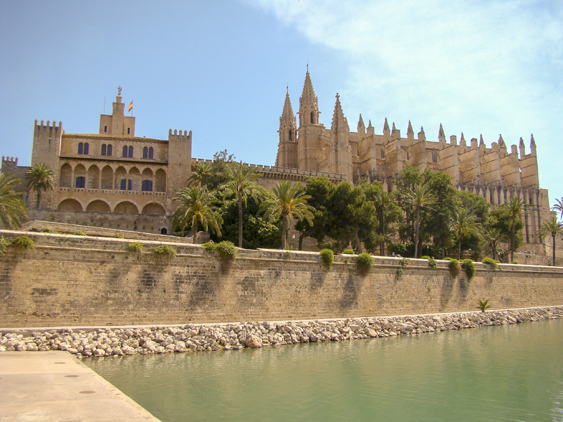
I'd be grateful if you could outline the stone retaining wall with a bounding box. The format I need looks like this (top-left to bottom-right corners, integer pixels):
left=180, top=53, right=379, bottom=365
left=1, top=230, right=562, bottom=328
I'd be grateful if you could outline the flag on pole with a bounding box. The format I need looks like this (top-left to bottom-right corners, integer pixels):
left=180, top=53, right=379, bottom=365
left=128, top=101, right=133, bottom=112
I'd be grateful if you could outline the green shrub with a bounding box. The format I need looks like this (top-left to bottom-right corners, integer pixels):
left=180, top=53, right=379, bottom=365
left=203, top=242, right=216, bottom=252
left=481, top=257, right=498, bottom=269
left=477, top=299, right=492, bottom=313
left=114, top=233, right=124, bottom=239
left=283, top=251, right=292, bottom=260
left=11, top=236, right=35, bottom=250
left=40, top=227, right=54, bottom=233
left=0, top=236, right=9, bottom=254
left=396, top=267, right=404, bottom=277
left=421, top=255, right=431, bottom=260
left=356, top=252, right=374, bottom=275
left=320, top=249, right=334, bottom=267
left=449, top=259, right=461, bottom=277
left=215, top=241, right=237, bottom=259
left=443, top=257, right=453, bottom=261
left=342, top=249, right=355, bottom=255
left=152, top=245, right=177, bottom=258
left=74, top=231, right=87, bottom=236
left=462, top=259, right=476, bottom=280
left=127, top=242, right=144, bottom=253
left=400, top=258, right=409, bottom=267
left=427, top=257, right=437, bottom=268
left=511, top=261, right=518, bottom=265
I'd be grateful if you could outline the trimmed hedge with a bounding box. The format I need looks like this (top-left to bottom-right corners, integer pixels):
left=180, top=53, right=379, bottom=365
left=320, top=249, right=334, bottom=267
left=356, top=252, right=374, bottom=275
left=462, top=259, right=476, bottom=280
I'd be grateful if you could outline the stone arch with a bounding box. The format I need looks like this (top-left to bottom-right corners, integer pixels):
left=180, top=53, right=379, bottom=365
left=142, top=203, right=166, bottom=215
left=86, top=200, right=111, bottom=213
left=58, top=198, right=83, bottom=211
left=115, top=166, right=127, bottom=190
left=101, top=165, right=113, bottom=190
left=141, top=168, right=153, bottom=178
left=60, top=163, right=72, bottom=188
left=114, top=201, right=139, bottom=214
left=74, top=164, right=86, bottom=188
left=155, top=169, right=166, bottom=192
left=87, top=165, right=100, bottom=189
left=129, top=167, right=141, bottom=191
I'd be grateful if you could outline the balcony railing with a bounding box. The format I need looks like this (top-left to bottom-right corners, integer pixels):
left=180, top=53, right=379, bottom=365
left=59, top=187, right=166, bottom=196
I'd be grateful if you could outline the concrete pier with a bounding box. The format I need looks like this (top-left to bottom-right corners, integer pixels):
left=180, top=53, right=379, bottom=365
left=0, top=351, right=159, bottom=421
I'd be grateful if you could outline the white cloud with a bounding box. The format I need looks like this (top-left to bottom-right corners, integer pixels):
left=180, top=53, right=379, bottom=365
left=248, top=0, right=563, bottom=199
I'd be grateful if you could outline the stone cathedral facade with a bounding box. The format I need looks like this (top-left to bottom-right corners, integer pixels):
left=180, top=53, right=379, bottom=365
left=275, top=71, right=551, bottom=246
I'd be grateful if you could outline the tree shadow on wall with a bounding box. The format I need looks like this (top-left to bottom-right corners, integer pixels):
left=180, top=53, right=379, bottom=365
left=440, top=275, right=454, bottom=310
left=339, top=275, right=360, bottom=309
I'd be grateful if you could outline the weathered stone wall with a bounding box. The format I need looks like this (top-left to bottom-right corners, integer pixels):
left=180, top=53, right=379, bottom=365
left=1, top=230, right=562, bottom=328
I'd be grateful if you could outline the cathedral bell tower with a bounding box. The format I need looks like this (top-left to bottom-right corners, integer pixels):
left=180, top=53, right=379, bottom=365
left=297, top=69, right=322, bottom=171
left=275, top=89, right=298, bottom=168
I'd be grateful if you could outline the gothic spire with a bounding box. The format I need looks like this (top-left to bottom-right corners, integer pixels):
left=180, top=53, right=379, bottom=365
left=331, top=93, right=348, bottom=131
left=407, top=120, right=414, bottom=136
left=299, top=69, right=320, bottom=126
left=479, top=134, right=484, bottom=147
left=498, top=134, right=506, bottom=148
left=383, top=117, right=390, bottom=133
left=439, top=123, right=445, bottom=140
left=280, top=91, right=295, bottom=125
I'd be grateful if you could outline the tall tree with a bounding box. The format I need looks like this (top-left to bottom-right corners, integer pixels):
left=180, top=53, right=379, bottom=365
left=222, top=162, right=264, bottom=248
left=505, top=196, right=524, bottom=262
left=481, top=227, right=503, bottom=261
left=404, top=182, right=435, bottom=258
left=552, top=198, right=563, bottom=219
left=363, top=181, right=402, bottom=255
left=187, top=161, right=212, bottom=188
left=0, top=173, right=28, bottom=229
left=260, top=181, right=314, bottom=249
left=172, top=187, right=222, bottom=244
left=26, top=163, right=55, bottom=209
left=295, top=177, right=335, bottom=250
left=449, top=208, right=481, bottom=259
left=539, top=216, right=563, bottom=266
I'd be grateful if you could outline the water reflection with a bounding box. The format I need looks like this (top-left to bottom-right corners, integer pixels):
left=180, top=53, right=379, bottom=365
left=86, top=319, right=563, bottom=422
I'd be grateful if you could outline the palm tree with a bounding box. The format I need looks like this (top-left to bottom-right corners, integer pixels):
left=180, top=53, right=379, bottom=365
left=539, top=216, right=563, bottom=266
left=0, top=173, right=28, bottom=229
left=552, top=198, right=563, bottom=219
left=222, top=162, right=263, bottom=248
left=172, top=187, right=222, bottom=244
left=505, top=196, right=523, bottom=262
left=186, top=161, right=212, bottom=188
left=260, top=181, right=315, bottom=249
left=404, top=183, right=435, bottom=258
left=481, top=227, right=503, bottom=261
left=373, top=189, right=392, bottom=256
left=449, top=208, right=481, bottom=259
left=26, top=163, right=55, bottom=209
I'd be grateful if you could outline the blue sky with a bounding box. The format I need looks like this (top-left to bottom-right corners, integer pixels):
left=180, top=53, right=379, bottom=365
left=1, top=0, right=562, bottom=205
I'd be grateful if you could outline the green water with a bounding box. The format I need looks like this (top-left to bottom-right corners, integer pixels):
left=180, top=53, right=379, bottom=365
left=85, top=319, right=563, bottom=421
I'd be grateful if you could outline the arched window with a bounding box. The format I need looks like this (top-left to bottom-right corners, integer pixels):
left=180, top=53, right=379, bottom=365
left=381, top=149, right=385, bottom=159
left=127, top=128, right=130, bottom=135
left=432, top=152, right=438, bottom=164
left=101, top=144, right=107, bottom=156
left=161, top=228, right=167, bottom=235
left=75, top=176, right=86, bottom=188
left=128, top=146, right=133, bottom=158
left=143, top=147, right=148, bottom=159
left=149, top=147, right=154, bottom=159
left=120, top=179, right=133, bottom=191
left=84, top=143, right=89, bottom=155
left=104, top=126, right=107, bottom=133
left=310, top=112, right=314, bottom=124
left=78, top=143, right=83, bottom=154
left=107, top=145, right=112, bottom=156
left=142, top=180, right=153, bottom=192
left=123, top=146, right=128, bottom=157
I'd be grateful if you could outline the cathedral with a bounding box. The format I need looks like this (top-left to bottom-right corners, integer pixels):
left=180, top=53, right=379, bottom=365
left=275, top=71, right=550, bottom=246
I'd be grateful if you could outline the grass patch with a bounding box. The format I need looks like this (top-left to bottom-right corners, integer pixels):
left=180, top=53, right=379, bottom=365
left=356, top=252, right=374, bottom=275
left=152, top=245, right=177, bottom=258
left=461, top=259, right=476, bottom=280
left=114, top=233, right=124, bottom=239
left=127, top=242, right=144, bottom=253
left=320, top=249, right=334, bottom=268
left=449, top=259, right=461, bottom=277
left=342, top=249, right=355, bottom=255
left=11, top=235, right=35, bottom=250
left=74, top=231, right=87, bottom=236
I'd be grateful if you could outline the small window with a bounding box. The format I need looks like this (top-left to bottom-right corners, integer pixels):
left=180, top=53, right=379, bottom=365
left=381, top=149, right=385, bottom=158
left=123, top=146, right=128, bottom=157
left=143, top=147, right=148, bottom=159
left=289, top=130, right=292, bottom=141
left=78, top=143, right=83, bottom=154
left=432, top=152, right=438, bottom=164
left=310, top=111, right=314, bottom=124
left=142, top=180, right=153, bottom=192
left=84, top=143, right=89, bottom=155
left=149, top=147, right=154, bottom=159
left=127, top=128, right=130, bottom=134
left=120, top=179, right=126, bottom=190
left=104, top=126, right=107, bottom=133
left=128, top=146, right=133, bottom=158
left=406, top=152, right=409, bottom=160
left=107, top=145, right=112, bottom=156
left=101, top=144, right=107, bottom=156
left=75, top=176, right=85, bottom=188
left=128, top=179, right=132, bottom=191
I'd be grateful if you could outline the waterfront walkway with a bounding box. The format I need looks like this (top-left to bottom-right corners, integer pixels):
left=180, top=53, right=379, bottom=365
left=0, top=351, right=159, bottom=421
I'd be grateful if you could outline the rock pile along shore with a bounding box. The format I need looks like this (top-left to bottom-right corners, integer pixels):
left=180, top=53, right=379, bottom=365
left=1, top=307, right=562, bottom=358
